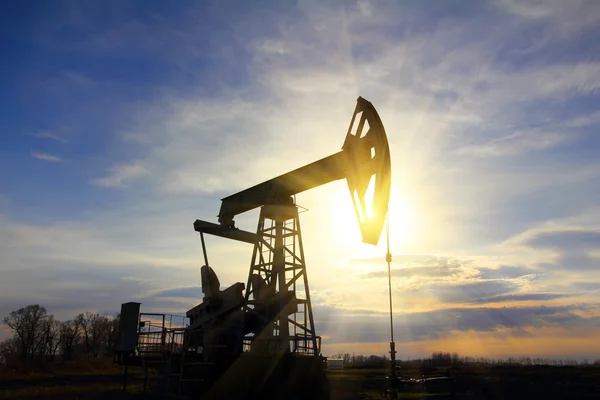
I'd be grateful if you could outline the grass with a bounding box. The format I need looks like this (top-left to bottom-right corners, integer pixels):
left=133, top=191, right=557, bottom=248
left=4, top=362, right=600, bottom=399
left=0, top=383, right=143, bottom=399
left=0, top=359, right=148, bottom=400
left=0, top=359, right=131, bottom=381
left=364, top=392, right=446, bottom=399
left=328, top=368, right=450, bottom=400
left=328, top=368, right=385, bottom=380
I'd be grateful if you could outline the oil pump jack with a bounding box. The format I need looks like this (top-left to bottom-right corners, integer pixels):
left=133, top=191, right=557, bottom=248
left=116, top=97, right=392, bottom=399
left=183, top=96, right=392, bottom=399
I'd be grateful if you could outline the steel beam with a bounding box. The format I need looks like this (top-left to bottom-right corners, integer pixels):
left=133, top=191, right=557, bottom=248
left=193, top=220, right=258, bottom=244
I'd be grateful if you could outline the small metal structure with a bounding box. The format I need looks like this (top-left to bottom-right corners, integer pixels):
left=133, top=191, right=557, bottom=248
left=116, top=97, right=392, bottom=399
left=114, top=302, right=140, bottom=391
left=326, top=358, right=345, bottom=370
left=114, top=305, right=188, bottom=393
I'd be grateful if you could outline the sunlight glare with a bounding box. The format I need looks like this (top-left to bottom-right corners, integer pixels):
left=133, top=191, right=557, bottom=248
left=327, top=183, right=417, bottom=264
left=364, top=174, right=376, bottom=219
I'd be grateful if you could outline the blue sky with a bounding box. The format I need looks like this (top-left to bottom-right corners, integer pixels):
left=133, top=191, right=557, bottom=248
left=1, top=0, right=600, bottom=359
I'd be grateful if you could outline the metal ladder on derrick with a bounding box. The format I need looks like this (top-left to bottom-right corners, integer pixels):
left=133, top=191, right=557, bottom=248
left=177, top=329, right=214, bottom=395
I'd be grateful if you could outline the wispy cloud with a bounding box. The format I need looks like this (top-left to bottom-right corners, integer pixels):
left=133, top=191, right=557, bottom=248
left=28, top=131, right=68, bottom=143
left=153, top=286, right=202, bottom=298
left=472, top=292, right=576, bottom=304
left=456, top=130, right=571, bottom=157
left=494, top=0, right=600, bottom=34
left=566, top=111, right=600, bottom=128
left=92, top=163, right=149, bottom=188
left=478, top=265, right=537, bottom=280
left=31, top=152, right=63, bottom=162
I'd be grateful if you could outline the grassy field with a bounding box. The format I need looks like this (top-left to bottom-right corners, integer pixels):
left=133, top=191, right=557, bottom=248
left=327, top=364, right=600, bottom=399
left=0, top=360, right=143, bottom=399
left=2, top=363, right=600, bottom=399
left=327, top=368, right=441, bottom=400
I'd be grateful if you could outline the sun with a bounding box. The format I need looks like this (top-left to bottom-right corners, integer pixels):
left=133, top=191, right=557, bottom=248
left=325, top=184, right=415, bottom=259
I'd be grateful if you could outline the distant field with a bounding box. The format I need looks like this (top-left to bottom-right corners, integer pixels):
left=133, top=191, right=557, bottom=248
left=2, top=363, right=600, bottom=399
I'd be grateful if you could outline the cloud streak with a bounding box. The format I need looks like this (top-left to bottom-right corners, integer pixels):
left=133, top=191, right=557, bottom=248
left=153, top=286, right=202, bottom=299
left=28, top=131, right=68, bottom=143
left=92, top=163, right=149, bottom=188
left=31, top=152, right=63, bottom=162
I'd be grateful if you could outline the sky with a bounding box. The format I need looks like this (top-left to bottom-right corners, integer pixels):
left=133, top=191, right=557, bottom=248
left=1, top=0, right=600, bottom=360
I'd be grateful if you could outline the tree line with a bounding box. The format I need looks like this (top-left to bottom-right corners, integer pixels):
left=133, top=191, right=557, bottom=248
left=331, top=351, right=600, bottom=368
left=1, top=304, right=119, bottom=365
left=424, top=351, right=600, bottom=367
left=331, top=352, right=389, bottom=367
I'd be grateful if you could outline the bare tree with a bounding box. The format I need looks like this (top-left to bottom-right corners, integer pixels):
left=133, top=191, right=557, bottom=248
left=78, top=312, right=116, bottom=359
left=0, top=337, right=19, bottom=365
left=96, top=315, right=120, bottom=357
left=3, top=305, right=118, bottom=363
left=36, top=317, right=61, bottom=360
left=343, top=353, right=351, bottom=365
left=59, top=319, right=82, bottom=360
left=3, top=305, right=49, bottom=360
left=104, top=314, right=120, bottom=357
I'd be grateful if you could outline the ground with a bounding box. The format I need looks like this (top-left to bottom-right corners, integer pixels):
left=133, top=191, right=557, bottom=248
left=2, top=362, right=600, bottom=399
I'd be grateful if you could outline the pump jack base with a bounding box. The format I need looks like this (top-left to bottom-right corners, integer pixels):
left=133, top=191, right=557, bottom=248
left=182, top=353, right=330, bottom=400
